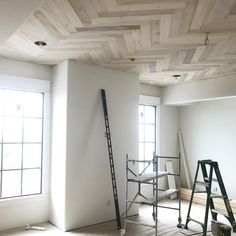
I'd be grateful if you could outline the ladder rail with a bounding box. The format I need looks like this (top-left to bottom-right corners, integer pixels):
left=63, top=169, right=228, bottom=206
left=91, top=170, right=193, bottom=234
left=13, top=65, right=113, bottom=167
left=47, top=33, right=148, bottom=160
left=101, top=89, right=121, bottom=230
left=200, top=162, right=216, bottom=220
left=177, top=153, right=182, bottom=228
left=185, top=160, right=200, bottom=229
left=185, top=160, right=236, bottom=235
left=213, top=164, right=236, bottom=231
left=202, top=164, right=213, bottom=236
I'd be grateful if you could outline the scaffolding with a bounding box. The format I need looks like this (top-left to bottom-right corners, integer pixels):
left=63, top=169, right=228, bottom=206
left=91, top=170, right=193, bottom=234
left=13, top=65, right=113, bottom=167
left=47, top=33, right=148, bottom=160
left=123, top=153, right=182, bottom=235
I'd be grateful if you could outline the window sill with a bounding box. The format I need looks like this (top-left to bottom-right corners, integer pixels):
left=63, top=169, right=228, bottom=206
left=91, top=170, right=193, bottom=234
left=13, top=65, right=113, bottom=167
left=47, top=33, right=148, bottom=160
left=0, top=193, right=49, bottom=207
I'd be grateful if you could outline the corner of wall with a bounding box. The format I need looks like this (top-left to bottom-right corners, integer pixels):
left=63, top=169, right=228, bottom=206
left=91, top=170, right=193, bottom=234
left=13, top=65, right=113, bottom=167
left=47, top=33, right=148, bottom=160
left=139, top=83, right=161, bottom=97
left=50, top=60, right=69, bottom=231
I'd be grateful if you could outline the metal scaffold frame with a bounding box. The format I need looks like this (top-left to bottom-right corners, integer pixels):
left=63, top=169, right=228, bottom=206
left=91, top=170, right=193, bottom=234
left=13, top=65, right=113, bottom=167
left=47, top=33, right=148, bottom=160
left=123, top=153, right=182, bottom=236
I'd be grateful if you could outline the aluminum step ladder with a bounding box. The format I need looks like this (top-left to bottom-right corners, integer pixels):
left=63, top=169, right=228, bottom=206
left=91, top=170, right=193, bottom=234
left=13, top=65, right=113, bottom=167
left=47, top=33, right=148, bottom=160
left=185, top=159, right=236, bottom=236
left=101, top=89, right=121, bottom=230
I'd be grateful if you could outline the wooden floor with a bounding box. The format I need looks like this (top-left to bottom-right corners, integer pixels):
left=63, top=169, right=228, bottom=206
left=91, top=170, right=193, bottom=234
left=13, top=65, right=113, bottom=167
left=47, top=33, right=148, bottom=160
left=1, top=200, right=236, bottom=236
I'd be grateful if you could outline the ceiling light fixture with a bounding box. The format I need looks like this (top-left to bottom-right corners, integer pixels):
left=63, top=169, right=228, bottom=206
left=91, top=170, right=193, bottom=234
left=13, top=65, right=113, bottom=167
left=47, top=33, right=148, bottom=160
left=173, top=74, right=181, bottom=79
left=34, top=41, right=47, bottom=47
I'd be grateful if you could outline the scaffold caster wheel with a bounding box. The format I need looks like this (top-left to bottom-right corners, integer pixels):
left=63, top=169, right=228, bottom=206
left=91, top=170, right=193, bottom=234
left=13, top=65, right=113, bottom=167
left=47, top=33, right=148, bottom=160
left=177, top=217, right=182, bottom=228
left=177, top=223, right=183, bottom=228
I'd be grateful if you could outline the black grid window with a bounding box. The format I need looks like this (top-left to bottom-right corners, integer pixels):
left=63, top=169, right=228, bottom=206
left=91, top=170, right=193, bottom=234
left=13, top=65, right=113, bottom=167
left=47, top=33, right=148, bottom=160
left=139, top=105, right=156, bottom=173
left=0, top=88, right=43, bottom=199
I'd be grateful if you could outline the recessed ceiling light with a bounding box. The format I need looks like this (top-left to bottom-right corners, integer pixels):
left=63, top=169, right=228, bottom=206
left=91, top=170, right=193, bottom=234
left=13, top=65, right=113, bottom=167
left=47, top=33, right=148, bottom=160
left=34, top=41, right=47, bottom=47
left=173, top=74, right=181, bottom=79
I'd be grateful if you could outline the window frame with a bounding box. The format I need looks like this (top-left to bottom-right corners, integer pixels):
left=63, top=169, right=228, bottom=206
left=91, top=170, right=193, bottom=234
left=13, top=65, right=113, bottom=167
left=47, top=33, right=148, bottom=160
left=139, top=104, right=157, bottom=156
left=139, top=95, right=160, bottom=172
left=0, top=74, right=50, bottom=203
left=0, top=89, right=44, bottom=199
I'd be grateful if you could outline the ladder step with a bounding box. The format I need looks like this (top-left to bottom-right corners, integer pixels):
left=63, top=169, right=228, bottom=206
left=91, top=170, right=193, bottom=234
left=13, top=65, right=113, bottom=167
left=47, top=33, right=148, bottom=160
left=211, top=209, right=229, bottom=218
left=198, top=159, right=212, bottom=164
left=195, top=180, right=209, bottom=187
left=194, top=190, right=207, bottom=193
left=188, top=217, right=204, bottom=227
left=204, top=177, right=218, bottom=182
left=210, top=194, right=226, bottom=199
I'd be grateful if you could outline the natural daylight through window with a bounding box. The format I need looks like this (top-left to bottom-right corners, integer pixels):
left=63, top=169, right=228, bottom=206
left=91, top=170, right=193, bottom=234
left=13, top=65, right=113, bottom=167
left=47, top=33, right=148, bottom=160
left=139, top=104, right=156, bottom=173
left=0, top=89, right=43, bottom=199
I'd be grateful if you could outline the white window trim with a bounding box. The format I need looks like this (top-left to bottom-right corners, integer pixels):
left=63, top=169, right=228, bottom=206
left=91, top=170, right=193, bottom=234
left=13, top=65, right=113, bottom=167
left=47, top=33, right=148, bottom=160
left=0, top=74, right=51, bottom=205
left=0, top=73, right=50, bottom=92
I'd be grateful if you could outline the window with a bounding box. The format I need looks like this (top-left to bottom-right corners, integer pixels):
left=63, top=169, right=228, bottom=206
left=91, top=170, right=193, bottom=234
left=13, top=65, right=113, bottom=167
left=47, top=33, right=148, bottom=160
left=139, top=104, right=157, bottom=173
left=0, top=89, right=44, bottom=199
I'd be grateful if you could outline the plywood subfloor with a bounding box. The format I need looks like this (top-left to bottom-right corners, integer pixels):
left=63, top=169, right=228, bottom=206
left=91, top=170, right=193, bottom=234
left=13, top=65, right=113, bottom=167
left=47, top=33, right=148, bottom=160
left=1, top=200, right=236, bottom=236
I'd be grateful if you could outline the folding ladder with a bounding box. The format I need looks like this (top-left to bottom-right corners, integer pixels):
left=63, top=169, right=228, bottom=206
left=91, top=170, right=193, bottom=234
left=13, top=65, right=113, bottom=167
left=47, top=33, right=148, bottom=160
left=101, top=89, right=121, bottom=230
left=185, top=159, right=236, bottom=236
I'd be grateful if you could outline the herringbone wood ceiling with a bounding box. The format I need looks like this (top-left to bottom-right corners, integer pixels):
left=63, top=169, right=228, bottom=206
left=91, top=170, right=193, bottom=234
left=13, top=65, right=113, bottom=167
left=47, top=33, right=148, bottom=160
left=0, top=0, right=236, bottom=86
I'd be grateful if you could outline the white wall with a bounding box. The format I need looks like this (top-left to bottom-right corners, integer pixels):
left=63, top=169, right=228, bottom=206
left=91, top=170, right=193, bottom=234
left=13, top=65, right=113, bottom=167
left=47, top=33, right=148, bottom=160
left=0, top=195, right=48, bottom=231
left=180, top=98, right=236, bottom=198
left=159, top=106, right=179, bottom=157
left=162, top=75, right=236, bottom=105
left=0, top=57, right=52, bottom=81
left=158, top=106, right=180, bottom=189
left=140, top=83, right=161, bottom=97
left=49, top=60, right=139, bottom=231
left=64, top=60, right=139, bottom=230
left=49, top=61, right=68, bottom=230
left=0, top=58, right=52, bottom=231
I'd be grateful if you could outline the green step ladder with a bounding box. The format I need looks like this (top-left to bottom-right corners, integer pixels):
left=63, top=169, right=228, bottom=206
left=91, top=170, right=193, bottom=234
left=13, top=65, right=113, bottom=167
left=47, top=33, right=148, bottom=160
left=185, top=159, right=236, bottom=236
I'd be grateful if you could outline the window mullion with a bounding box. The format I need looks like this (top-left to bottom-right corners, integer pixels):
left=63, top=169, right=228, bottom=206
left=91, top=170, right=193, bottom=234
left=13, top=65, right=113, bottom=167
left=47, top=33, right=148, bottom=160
left=139, top=104, right=157, bottom=174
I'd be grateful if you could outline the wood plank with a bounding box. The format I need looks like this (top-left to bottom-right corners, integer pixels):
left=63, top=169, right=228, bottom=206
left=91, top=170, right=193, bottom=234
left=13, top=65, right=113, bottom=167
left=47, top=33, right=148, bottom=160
left=79, top=0, right=99, bottom=18
left=190, top=0, right=215, bottom=30
left=39, top=0, right=71, bottom=36
left=106, top=2, right=186, bottom=12
left=75, top=25, right=140, bottom=32
left=123, top=32, right=136, bottom=54
left=0, top=0, right=236, bottom=86
left=160, top=15, right=172, bottom=42
left=68, top=0, right=91, bottom=24
left=165, top=161, right=177, bottom=200
left=91, top=15, right=161, bottom=26
left=140, top=22, right=151, bottom=49
left=181, top=187, right=236, bottom=213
